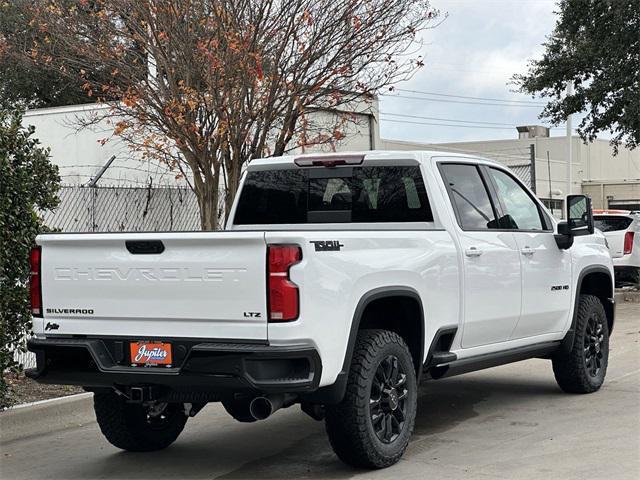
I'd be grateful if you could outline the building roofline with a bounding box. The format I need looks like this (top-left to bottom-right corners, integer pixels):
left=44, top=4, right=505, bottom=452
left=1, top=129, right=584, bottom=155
left=405, top=135, right=612, bottom=147
left=24, top=102, right=110, bottom=118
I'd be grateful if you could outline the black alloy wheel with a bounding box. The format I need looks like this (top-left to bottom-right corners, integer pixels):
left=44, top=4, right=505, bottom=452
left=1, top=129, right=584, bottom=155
left=584, top=313, right=605, bottom=378
left=370, top=355, right=409, bottom=444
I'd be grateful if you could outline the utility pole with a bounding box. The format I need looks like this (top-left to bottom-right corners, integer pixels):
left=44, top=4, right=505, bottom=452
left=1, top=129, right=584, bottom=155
left=566, top=82, right=573, bottom=197
left=529, top=144, right=536, bottom=194
left=547, top=151, right=552, bottom=201
left=87, top=155, right=116, bottom=232
left=87, top=155, right=116, bottom=187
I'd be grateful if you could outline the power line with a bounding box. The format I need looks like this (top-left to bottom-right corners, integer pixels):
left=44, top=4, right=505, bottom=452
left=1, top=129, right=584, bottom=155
left=380, top=111, right=517, bottom=126
left=381, top=93, right=545, bottom=108
left=380, top=117, right=516, bottom=130
left=394, top=88, right=546, bottom=105
left=399, top=143, right=530, bottom=162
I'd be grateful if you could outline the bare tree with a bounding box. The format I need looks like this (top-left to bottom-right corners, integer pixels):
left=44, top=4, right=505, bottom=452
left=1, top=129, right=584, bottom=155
left=20, top=0, right=440, bottom=229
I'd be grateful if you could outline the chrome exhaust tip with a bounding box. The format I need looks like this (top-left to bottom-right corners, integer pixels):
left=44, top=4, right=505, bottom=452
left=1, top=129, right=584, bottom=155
left=249, top=394, right=296, bottom=420
left=249, top=396, right=276, bottom=420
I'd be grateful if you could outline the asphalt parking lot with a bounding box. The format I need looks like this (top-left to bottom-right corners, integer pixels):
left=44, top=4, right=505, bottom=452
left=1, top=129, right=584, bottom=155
left=1, top=302, right=638, bottom=480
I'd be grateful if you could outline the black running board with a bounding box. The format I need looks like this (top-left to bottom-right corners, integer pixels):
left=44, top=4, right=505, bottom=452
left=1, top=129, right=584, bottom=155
left=427, top=341, right=562, bottom=380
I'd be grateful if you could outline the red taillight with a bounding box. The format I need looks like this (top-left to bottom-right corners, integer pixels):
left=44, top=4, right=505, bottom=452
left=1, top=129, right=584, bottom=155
left=30, top=246, right=43, bottom=317
left=624, top=231, right=634, bottom=255
left=267, top=245, right=301, bottom=322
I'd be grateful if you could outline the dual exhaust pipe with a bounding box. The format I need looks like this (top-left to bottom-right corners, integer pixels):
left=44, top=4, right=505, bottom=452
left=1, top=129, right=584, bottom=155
left=249, top=393, right=297, bottom=421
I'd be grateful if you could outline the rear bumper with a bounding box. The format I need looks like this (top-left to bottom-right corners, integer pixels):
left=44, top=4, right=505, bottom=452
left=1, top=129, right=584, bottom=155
left=612, top=254, right=639, bottom=268
left=26, top=337, right=321, bottom=397
left=613, top=265, right=639, bottom=283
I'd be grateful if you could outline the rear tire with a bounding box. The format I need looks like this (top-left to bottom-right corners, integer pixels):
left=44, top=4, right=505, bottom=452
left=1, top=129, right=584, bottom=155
left=94, top=392, right=188, bottom=451
left=552, top=294, right=609, bottom=393
left=325, top=329, right=417, bottom=469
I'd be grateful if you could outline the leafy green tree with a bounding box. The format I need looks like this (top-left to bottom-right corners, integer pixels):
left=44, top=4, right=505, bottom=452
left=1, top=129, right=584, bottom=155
left=0, top=106, right=60, bottom=406
left=0, top=0, right=96, bottom=108
left=515, top=0, right=640, bottom=153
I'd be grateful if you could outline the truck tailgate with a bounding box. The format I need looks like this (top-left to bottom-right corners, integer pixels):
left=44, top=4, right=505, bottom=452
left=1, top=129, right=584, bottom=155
left=37, top=232, right=268, bottom=340
left=603, top=230, right=625, bottom=258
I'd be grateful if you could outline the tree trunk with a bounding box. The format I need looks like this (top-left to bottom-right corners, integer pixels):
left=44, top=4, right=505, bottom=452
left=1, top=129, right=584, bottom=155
left=196, top=179, right=219, bottom=231
left=183, top=148, right=220, bottom=231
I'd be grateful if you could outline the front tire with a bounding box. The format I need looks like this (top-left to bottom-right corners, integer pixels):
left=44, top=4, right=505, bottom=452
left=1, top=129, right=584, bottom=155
left=552, top=294, right=610, bottom=393
left=325, top=329, right=418, bottom=469
left=94, top=392, right=188, bottom=451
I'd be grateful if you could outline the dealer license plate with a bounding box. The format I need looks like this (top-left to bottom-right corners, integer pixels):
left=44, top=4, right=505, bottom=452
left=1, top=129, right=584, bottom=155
left=130, top=341, right=172, bottom=366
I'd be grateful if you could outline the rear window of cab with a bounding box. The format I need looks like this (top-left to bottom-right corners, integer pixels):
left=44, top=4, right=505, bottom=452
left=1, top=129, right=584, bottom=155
left=594, top=215, right=634, bottom=232
left=233, top=166, right=433, bottom=224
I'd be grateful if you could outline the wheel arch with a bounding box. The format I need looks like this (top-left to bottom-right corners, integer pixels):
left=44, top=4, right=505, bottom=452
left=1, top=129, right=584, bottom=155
left=560, top=265, right=615, bottom=354
left=348, top=287, right=425, bottom=375
left=303, top=286, right=425, bottom=405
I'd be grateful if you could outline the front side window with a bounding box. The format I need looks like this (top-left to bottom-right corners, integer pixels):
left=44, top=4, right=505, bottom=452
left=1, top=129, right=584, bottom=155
left=440, top=163, right=497, bottom=230
left=489, top=168, right=544, bottom=231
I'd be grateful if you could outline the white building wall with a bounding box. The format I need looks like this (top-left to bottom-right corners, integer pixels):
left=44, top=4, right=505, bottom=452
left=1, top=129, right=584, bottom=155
left=381, top=135, right=640, bottom=208
left=23, top=104, right=178, bottom=186
left=23, top=99, right=380, bottom=186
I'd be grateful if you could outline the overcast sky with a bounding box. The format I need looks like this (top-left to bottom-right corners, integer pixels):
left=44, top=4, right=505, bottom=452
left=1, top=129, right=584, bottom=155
left=379, top=0, right=563, bottom=144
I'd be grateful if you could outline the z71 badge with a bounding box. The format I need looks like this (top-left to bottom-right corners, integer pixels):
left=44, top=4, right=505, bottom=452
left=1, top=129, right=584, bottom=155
left=310, top=240, right=344, bottom=252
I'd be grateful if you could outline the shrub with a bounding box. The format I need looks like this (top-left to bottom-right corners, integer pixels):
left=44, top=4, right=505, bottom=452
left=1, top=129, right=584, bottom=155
left=0, top=106, right=59, bottom=407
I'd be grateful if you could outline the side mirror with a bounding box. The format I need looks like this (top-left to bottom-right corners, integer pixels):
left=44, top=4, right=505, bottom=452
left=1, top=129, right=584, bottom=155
left=555, top=194, right=594, bottom=249
left=567, top=194, right=594, bottom=236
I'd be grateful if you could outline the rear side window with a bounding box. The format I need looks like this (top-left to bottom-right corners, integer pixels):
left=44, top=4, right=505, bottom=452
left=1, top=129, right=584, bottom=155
left=440, top=163, right=497, bottom=230
left=233, top=166, right=433, bottom=224
left=594, top=216, right=633, bottom=232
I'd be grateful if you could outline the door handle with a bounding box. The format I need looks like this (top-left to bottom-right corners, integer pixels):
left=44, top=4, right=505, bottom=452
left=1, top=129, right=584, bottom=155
left=465, top=247, right=483, bottom=257
left=521, top=246, right=535, bottom=256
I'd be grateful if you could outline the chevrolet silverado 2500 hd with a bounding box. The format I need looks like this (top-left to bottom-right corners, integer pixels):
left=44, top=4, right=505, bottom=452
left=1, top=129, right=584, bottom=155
left=27, top=151, right=615, bottom=468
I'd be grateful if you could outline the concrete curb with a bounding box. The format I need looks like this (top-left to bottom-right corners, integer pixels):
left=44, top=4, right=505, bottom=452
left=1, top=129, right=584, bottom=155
left=0, top=393, right=95, bottom=444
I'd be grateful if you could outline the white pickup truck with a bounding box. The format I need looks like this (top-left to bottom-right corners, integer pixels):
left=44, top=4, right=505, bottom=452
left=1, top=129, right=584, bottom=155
left=27, top=151, right=615, bottom=468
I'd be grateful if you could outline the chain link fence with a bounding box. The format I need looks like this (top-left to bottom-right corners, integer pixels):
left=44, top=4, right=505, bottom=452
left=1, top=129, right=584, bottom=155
left=42, top=184, right=201, bottom=233
left=12, top=349, right=36, bottom=370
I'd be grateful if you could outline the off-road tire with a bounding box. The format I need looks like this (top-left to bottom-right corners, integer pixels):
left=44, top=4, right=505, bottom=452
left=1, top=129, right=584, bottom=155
left=552, top=294, right=609, bottom=393
left=325, top=329, right=418, bottom=469
left=94, top=392, right=188, bottom=451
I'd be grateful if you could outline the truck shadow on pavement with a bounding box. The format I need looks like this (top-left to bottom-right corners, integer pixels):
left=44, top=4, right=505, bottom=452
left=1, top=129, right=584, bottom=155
left=218, top=374, right=562, bottom=479
left=74, top=374, right=562, bottom=479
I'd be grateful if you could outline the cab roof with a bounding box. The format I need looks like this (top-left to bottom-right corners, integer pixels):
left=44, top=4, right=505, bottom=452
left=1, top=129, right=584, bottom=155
left=247, top=150, right=501, bottom=169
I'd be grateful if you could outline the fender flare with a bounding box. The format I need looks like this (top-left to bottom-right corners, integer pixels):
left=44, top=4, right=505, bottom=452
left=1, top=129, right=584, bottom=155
left=560, top=265, right=614, bottom=354
left=302, top=286, right=424, bottom=405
